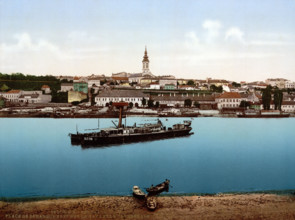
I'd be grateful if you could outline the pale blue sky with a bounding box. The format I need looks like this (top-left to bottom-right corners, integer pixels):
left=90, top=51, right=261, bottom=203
left=0, top=0, right=295, bottom=81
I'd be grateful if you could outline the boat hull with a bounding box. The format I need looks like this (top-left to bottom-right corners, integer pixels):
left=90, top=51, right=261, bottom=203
left=71, top=128, right=193, bottom=147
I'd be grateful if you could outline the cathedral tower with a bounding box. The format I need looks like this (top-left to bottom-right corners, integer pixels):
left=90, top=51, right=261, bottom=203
left=142, top=46, right=150, bottom=73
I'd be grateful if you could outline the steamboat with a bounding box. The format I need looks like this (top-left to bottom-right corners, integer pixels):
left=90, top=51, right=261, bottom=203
left=70, top=102, right=194, bottom=146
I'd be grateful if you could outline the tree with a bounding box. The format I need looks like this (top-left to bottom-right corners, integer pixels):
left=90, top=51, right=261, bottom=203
left=184, top=99, right=192, bottom=107
left=148, top=99, right=154, bottom=108
left=194, top=101, right=200, bottom=108
left=0, top=84, right=10, bottom=92
left=90, top=88, right=96, bottom=106
left=155, top=101, right=160, bottom=108
left=239, top=100, right=251, bottom=108
left=187, top=80, right=195, bottom=86
left=109, top=101, right=113, bottom=106
left=100, top=79, right=107, bottom=85
left=128, top=102, right=133, bottom=108
left=273, top=88, right=283, bottom=110
left=141, top=97, right=147, bottom=107
left=262, top=85, right=272, bottom=110
left=232, top=82, right=241, bottom=87
left=210, top=85, right=223, bottom=93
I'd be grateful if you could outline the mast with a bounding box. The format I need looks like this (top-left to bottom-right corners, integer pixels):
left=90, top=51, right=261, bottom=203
left=112, top=102, right=128, bottom=128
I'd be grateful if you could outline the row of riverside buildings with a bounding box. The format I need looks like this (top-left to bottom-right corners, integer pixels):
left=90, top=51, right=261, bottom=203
left=1, top=47, right=295, bottom=112
left=0, top=85, right=52, bottom=104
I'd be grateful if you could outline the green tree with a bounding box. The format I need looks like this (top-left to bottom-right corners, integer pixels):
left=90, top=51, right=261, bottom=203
left=273, top=88, right=283, bottom=110
left=90, top=88, right=96, bottom=106
left=232, top=82, right=241, bottom=87
left=194, top=101, right=200, bottom=108
left=262, top=85, right=272, bottom=110
left=155, top=101, right=160, bottom=108
left=239, top=100, right=251, bottom=108
left=0, top=84, right=10, bottom=92
left=187, top=80, right=195, bottom=86
left=129, top=102, right=133, bottom=108
left=184, top=99, right=192, bottom=107
left=141, top=97, right=147, bottom=107
left=147, top=99, right=154, bottom=108
left=51, top=91, right=68, bottom=103
left=100, top=79, right=107, bottom=85
left=210, top=85, right=223, bottom=93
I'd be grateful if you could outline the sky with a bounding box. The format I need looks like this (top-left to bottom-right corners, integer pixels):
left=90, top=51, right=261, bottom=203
left=0, top=0, right=295, bottom=82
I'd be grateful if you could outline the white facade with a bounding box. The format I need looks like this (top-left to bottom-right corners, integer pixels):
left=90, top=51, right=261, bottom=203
left=61, top=83, right=74, bottom=92
left=150, top=84, right=160, bottom=90
left=1, top=90, right=22, bottom=102
left=159, top=79, right=177, bottom=87
left=216, top=98, right=243, bottom=109
left=281, top=102, right=295, bottom=112
left=95, top=97, right=147, bottom=107
left=88, top=79, right=100, bottom=88
left=128, top=74, right=143, bottom=83
left=41, top=86, right=51, bottom=94
left=94, top=90, right=149, bottom=107
left=215, top=92, right=245, bottom=109
left=285, top=81, right=295, bottom=89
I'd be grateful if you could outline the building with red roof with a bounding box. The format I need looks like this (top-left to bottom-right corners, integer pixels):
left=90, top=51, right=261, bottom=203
left=215, top=92, right=246, bottom=109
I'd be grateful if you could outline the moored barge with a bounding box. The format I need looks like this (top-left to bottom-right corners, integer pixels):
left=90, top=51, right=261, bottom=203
left=70, top=102, right=194, bottom=146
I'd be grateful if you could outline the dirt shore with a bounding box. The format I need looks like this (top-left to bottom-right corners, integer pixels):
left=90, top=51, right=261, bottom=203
left=1, top=194, right=295, bottom=220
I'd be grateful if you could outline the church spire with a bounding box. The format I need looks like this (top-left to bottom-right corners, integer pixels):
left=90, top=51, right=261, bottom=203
left=142, top=46, right=150, bottom=73
left=142, top=46, right=149, bottom=62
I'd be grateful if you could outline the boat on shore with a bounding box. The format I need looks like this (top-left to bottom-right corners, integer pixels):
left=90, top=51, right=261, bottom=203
left=70, top=102, right=194, bottom=146
left=132, top=186, right=146, bottom=199
left=146, top=179, right=170, bottom=196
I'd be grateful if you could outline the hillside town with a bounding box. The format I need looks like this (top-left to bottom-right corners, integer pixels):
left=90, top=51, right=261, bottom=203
left=0, top=47, right=295, bottom=118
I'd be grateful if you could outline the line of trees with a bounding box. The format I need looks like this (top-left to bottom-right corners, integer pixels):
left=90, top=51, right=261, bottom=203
left=262, top=85, right=283, bottom=110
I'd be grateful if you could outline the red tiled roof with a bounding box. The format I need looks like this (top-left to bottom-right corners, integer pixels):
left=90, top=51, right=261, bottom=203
left=217, top=92, right=241, bottom=98
left=6, top=90, right=21, bottom=94
left=41, top=85, right=50, bottom=88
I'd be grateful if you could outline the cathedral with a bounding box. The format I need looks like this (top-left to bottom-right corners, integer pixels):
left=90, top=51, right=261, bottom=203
left=128, top=47, right=155, bottom=83
left=141, top=46, right=154, bottom=77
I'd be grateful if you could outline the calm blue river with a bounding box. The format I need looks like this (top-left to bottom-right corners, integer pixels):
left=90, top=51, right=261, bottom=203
left=0, top=117, right=295, bottom=198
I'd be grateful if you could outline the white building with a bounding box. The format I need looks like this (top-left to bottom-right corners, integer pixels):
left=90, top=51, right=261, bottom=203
left=265, top=78, right=287, bottom=89
left=1, top=90, right=22, bottom=102
left=159, top=78, right=177, bottom=88
left=215, top=92, right=245, bottom=109
left=88, top=78, right=101, bottom=88
left=281, top=101, right=295, bottom=112
left=285, top=81, right=295, bottom=89
left=60, top=83, right=74, bottom=92
left=41, top=85, right=51, bottom=94
left=149, top=83, right=160, bottom=90
left=18, top=94, right=51, bottom=103
left=95, top=90, right=149, bottom=107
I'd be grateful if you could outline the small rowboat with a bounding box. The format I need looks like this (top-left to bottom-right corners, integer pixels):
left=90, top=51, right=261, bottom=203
left=146, top=179, right=170, bottom=196
left=132, top=186, right=146, bottom=199
left=146, top=197, right=157, bottom=211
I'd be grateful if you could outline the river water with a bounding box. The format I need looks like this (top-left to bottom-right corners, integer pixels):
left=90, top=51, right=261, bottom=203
left=0, top=117, right=294, bottom=198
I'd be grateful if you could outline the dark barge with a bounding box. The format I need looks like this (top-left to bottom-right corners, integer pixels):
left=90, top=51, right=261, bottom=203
left=70, top=102, right=194, bottom=146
